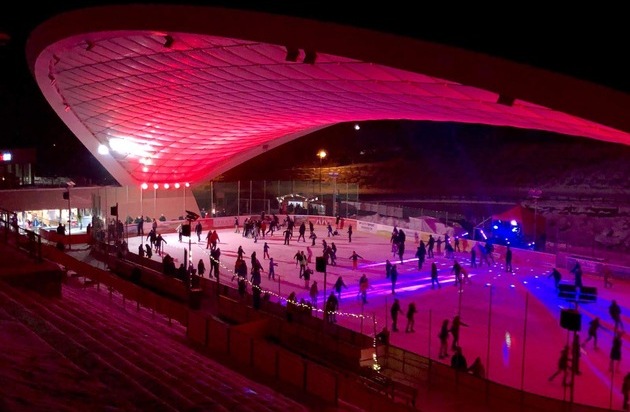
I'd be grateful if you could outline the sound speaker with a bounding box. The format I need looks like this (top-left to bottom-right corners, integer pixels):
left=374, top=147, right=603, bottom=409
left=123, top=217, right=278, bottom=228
left=558, top=284, right=577, bottom=300
left=560, top=309, right=582, bottom=331
left=181, top=224, right=191, bottom=237
left=315, top=256, right=327, bottom=273
left=579, top=286, right=597, bottom=303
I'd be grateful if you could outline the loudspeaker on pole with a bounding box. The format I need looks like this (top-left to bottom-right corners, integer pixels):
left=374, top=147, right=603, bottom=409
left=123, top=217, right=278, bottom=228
left=315, top=256, right=327, bottom=273
left=560, top=309, right=582, bottom=331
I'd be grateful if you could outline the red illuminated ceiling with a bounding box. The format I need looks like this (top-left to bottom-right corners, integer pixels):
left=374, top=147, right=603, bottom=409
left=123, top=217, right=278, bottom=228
left=27, top=5, right=630, bottom=187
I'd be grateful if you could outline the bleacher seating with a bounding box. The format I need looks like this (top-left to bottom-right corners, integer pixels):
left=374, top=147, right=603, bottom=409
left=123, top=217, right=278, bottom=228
left=0, top=280, right=310, bottom=411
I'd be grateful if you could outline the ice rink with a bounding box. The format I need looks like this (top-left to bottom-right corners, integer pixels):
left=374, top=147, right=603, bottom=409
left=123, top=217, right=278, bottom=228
left=122, top=220, right=629, bottom=410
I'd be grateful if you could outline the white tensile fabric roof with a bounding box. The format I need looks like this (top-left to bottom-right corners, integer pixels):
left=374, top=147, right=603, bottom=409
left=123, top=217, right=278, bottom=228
left=28, top=6, right=630, bottom=187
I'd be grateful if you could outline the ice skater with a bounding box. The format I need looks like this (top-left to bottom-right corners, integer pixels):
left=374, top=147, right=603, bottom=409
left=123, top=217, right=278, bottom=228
left=548, top=345, right=570, bottom=386
left=390, top=298, right=403, bottom=332
left=268, top=257, right=278, bottom=280
left=609, top=300, right=624, bottom=332
left=349, top=250, right=363, bottom=271
left=505, top=245, right=513, bottom=272
left=450, top=315, right=468, bottom=350
left=415, top=241, right=426, bottom=270
left=431, top=262, right=441, bottom=289
left=263, top=242, right=270, bottom=259
left=405, top=302, right=417, bottom=333
left=548, top=268, right=562, bottom=291
left=582, top=316, right=602, bottom=350
left=438, top=319, right=450, bottom=358
left=390, top=264, right=398, bottom=294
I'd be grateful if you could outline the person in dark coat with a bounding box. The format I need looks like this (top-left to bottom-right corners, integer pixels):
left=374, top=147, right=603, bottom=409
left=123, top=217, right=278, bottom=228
left=390, top=264, right=398, bottom=294
left=570, top=261, right=583, bottom=289
left=548, top=268, right=562, bottom=291
left=195, top=221, right=203, bottom=242
left=390, top=298, right=404, bottom=332
left=438, top=319, right=450, bottom=358
left=405, top=302, right=417, bottom=333
left=334, top=275, right=347, bottom=301
left=450, top=315, right=468, bottom=350
left=197, top=258, right=205, bottom=277
left=609, top=299, right=624, bottom=332
left=450, top=346, right=468, bottom=371
left=548, top=345, right=570, bottom=385
left=427, top=235, right=435, bottom=258
left=385, top=259, right=392, bottom=279
left=582, top=316, right=602, bottom=350
left=325, top=292, right=339, bottom=323
left=415, top=241, right=427, bottom=270
left=610, top=330, right=623, bottom=372
left=431, top=262, right=441, bottom=289
left=209, top=247, right=221, bottom=279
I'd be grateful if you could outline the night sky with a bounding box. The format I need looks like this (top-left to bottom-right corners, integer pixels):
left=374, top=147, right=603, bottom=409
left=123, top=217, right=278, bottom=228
left=1, top=2, right=629, bottom=184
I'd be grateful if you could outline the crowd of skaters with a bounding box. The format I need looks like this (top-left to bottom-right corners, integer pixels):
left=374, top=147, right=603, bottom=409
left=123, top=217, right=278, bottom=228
left=124, top=212, right=629, bottom=408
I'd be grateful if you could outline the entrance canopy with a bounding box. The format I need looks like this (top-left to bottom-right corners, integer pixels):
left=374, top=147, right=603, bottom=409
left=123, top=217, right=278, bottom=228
left=27, top=5, right=630, bottom=188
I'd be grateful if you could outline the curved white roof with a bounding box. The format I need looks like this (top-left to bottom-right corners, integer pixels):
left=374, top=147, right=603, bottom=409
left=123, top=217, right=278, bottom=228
left=27, top=5, right=630, bottom=186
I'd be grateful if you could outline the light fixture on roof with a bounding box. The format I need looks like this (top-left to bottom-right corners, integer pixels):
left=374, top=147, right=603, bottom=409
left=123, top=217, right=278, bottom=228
left=285, top=46, right=299, bottom=62
left=141, top=183, right=148, bottom=190
left=108, top=138, right=152, bottom=158
left=303, top=50, right=317, bottom=64
left=97, top=144, right=109, bottom=155
left=163, top=35, right=174, bottom=48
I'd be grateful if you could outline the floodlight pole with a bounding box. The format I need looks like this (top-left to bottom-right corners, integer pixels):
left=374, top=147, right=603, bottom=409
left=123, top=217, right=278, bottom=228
left=188, top=218, right=192, bottom=288
left=328, top=172, right=339, bottom=217
left=528, top=188, right=542, bottom=250
left=66, top=181, right=75, bottom=250
left=317, top=150, right=326, bottom=214
left=67, top=188, right=71, bottom=250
